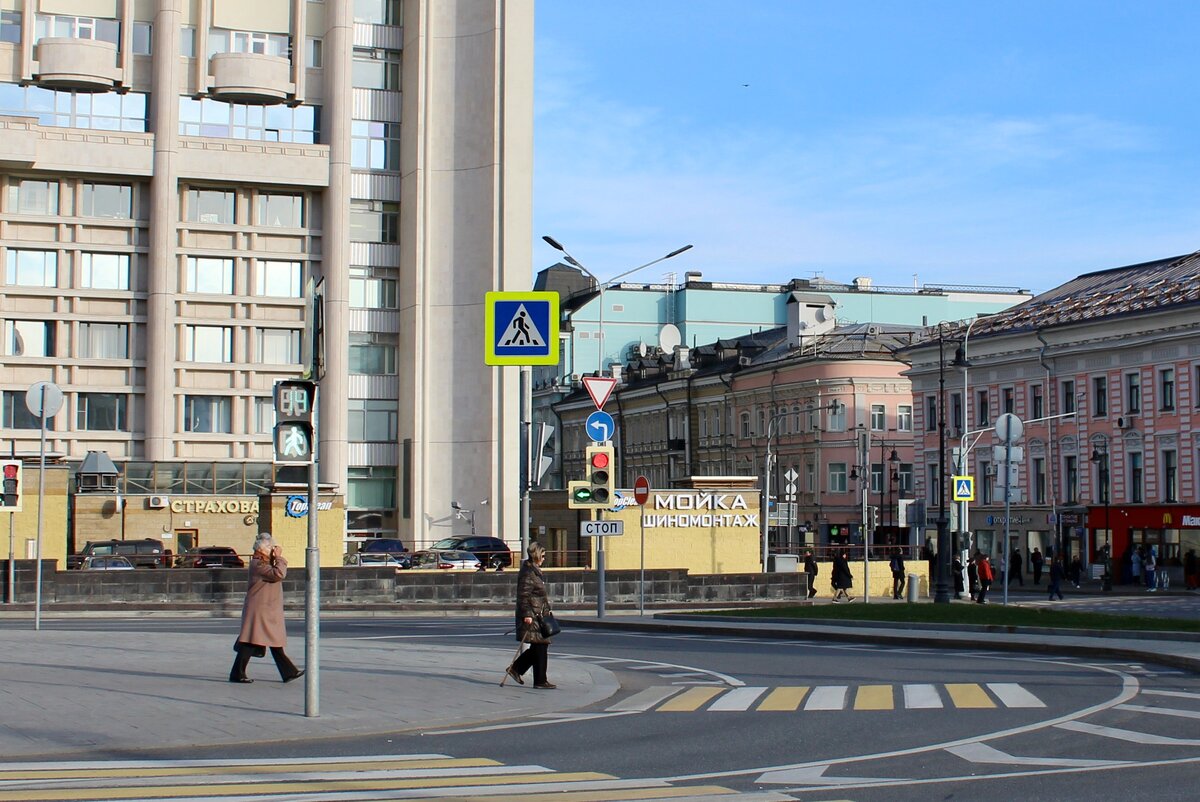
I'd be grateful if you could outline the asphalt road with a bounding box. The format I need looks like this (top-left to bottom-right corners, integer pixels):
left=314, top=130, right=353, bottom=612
left=8, top=615, right=1198, bottom=801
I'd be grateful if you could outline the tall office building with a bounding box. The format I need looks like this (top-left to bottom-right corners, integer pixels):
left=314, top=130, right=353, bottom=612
left=0, top=1, right=530, bottom=553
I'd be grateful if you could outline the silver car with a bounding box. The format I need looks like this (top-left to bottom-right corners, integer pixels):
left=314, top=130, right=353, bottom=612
left=81, top=555, right=135, bottom=571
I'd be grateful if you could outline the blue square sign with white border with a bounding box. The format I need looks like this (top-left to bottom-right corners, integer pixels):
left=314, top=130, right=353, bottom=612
left=484, top=291, right=560, bottom=365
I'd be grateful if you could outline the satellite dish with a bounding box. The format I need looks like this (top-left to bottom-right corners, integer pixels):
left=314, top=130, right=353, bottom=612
left=637, top=341, right=648, bottom=357
left=658, top=324, right=681, bottom=352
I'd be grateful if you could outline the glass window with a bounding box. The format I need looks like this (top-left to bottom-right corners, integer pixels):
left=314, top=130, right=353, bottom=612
left=186, top=189, right=235, bottom=224
left=254, top=397, right=275, bottom=434
left=352, top=54, right=400, bottom=90
left=35, top=14, right=120, bottom=45
left=1033, top=457, right=1046, bottom=504
left=349, top=399, right=398, bottom=441
left=256, top=260, right=302, bottom=297
left=7, top=179, right=58, bottom=215
left=347, top=467, right=397, bottom=509
left=81, top=183, right=132, bottom=218
left=925, top=396, right=937, bottom=431
left=79, top=322, right=128, bottom=359
left=927, top=464, right=939, bottom=503
left=0, top=10, right=21, bottom=44
left=1092, top=376, right=1107, bottom=416
left=349, top=269, right=398, bottom=308
left=1002, top=387, right=1014, bottom=414
left=4, top=320, right=54, bottom=357
left=1126, top=372, right=1140, bottom=414
left=184, top=395, right=231, bottom=433
left=257, top=329, right=301, bottom=364
left=739, top=412, right=750, bottom=438
left=896, top=405, right=912, bottom=432
left=180, top=25, right=195, bottom=57
left=178, top=97, right=319, bottom=144
left=306, top=37, right=322, bottom=68
left=349, top=333, right=397, bottom=374
left=828, top=463, right=847, bottom=493
left=1063, top=454, right=1077, bottom=504
left=951, top=392, right=962, bottom=433
left=80, top=252, right=130, bottom=290
left=1061, top=379, right=1075, bottom=414
left=349, top=201, right=399, bottom=242
left=1031, top=384, right=1044, bottom=419
left=3, top=390, right=48, bottom=429
left=6, top=250, right=57, bottom=287
left=980, top=461, right=992, bottom=504
left=827, top=401, right=846, bottom=432
left=258, top=193, right=303, bottom=227
left=186, top=325, right=232, bottom=362
left=353, top=0, right=402, bottom=25
left=186, top=257, right=234, bottom=294
left=1129, top=452, right=1143, bottom=503
left=976, top=389, right=990, bottom=426
left=1160, top=367, right=1175, bottom=410
left=351, top=120, right=400, bottom=170
left=870, top=464, right=883, bottom=494
left=132, top=22, right=151, bottom=54
left=77, top=393, right=127, bottom=431
left=0, top=86, right=146, bottom=132
left=1162, top=449, right=1178, bottom=502
left=870, top=404, right=885, bottom=431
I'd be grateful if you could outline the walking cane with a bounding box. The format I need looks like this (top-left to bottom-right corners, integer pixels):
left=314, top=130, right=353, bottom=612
left=500, top=631, right=528, bottom=687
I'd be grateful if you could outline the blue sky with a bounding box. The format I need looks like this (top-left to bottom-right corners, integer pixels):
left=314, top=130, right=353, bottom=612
left=533, top=1, right=1200, bottom=294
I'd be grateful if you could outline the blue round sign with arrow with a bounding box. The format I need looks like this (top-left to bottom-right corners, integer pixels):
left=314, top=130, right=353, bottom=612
left=586, top=410, right=615, bottom=443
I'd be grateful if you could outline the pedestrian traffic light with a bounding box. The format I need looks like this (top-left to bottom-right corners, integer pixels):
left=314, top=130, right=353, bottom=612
left=567, top=445, right=615, bottom=509
left=0, top=461, right=21, bottom=512
left=869, top=505, right=879, bottom=531
left=273, top=379, right=316, bottom=464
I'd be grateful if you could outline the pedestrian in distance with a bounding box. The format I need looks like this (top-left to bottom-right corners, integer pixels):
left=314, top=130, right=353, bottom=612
left=975, top=551, right=993, bottom=604
left=1069, top=554, right=1083, bottom=588
left=1031, top=547, right=1044, bottom=585
left=952, top=554, right=965, bottom=600
left=967, top=557, right=979, bottom=602
left=890, top=551, right=906, bottom=600
left=1047, top=556, right=1065, bottom=601
left=803, top=550, right=819, bottom=599
left=1009, top=546, right=1024, bottom=587
left=831, top=550, right=854, bottom=602
left=1145, top=547, right=1157, bottom=592
left=1185, top=549, right=1198, bottom=591
left=229, top=533, right=304, bottom=684
left=507, top=542, right=557, bottom=689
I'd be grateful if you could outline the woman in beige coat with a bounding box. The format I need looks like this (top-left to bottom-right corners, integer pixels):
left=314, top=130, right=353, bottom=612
left=229, top=533, right=303, bottom=684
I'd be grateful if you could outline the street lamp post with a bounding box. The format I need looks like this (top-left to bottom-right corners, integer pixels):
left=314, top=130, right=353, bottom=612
left=934, top=328, right=952, bottom=604
left=1090, top=440, right=1110, bottom=573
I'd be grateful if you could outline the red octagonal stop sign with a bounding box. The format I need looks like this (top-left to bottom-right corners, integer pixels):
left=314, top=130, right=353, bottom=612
left=633, top=475, right=650, bottom=506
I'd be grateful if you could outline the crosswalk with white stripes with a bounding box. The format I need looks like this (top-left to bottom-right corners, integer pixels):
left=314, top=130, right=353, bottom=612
left=610, top=682, right=1048, bottom=713
left=0, top=753, right=785, bottom=802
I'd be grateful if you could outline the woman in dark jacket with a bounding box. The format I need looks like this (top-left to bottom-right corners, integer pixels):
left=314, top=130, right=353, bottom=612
left=507, top=542, right=556, bottom=689
left=831, top=550, right=854, bottom=602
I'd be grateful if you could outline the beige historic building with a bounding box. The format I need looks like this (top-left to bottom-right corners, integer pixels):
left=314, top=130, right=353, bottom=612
left=0, top=0, right=530, bottom=560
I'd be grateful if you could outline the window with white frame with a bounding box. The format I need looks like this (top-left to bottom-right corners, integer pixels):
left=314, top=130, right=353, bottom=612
left=35, top=14, right=120, bottom=45
left=711, top=407, right=721, bottom=437
left=352, top=50, right=401, bottom=90
left=349, top=333, right=397, bottom=374
left=739, top=412, right=750, bottom=438
left=258, top=193, right=303, bottom=228
left=349, top=268, right=398, bottom=308
left=80, top=252, right=130, bottom=290
left=828, top=463, right=848, bottom=493
left=186, top=189, right=235, bottom=224
left=897, top=404, right=912, bottom=431
left=306, top=37, right=322, bottom=67
left=186, top=257, right=234, bottom=294
left=5, top=250, right=57, bottom=287
left=255, top=260, right=302, bottom=297
left=185, top=395, right=232, bottom=433
left=870, top=404, right=885, bottom=431
left=805, top=461, right=816, bottom=493
left=257, top=329, right=300, bottom=365
left=828, top=401, right=847, bottom=432
left=207, top=28, right=289, bottom=57
left=180, top=25, right=195, bottom=57
left=870, top=464, right=883, bottom=494
left=350, top=121, right=400, bottom=170
left=898, top=463, right=914, bottom=497
left=7, top=179, right=58, bottom=215
left=757, top=410, right=766, bottom=436
left=81, top=183, right=132, bottom=218
left=254, top=397, right=274, bottom=434
left=1129, top=451, right=1143, bottom=503
left=77, top=393, right=127, bottom=431
left=1162, top=449, right=1178, bottom=502
left=132, top=21, right=151, bottom=54
left=185, top=325, right=232, bottom=362
left=4, top=320, right=54, bottom=357
left=348, top=399, right=398, bottom=441
left=79, top=322, right=128, bottom=359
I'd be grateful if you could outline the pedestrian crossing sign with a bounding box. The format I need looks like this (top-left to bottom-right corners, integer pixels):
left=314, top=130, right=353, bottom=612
left=953, top=476, right=975, bottom=502
left=485, top=291, right=560, bottom=365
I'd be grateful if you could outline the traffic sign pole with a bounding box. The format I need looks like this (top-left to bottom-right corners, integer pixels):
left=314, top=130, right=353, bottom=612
left=635, top=475, right=649, bottom=616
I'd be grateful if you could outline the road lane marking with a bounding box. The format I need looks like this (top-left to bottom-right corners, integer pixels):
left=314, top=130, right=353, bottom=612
left=903, top=684, right=943, bottom=709
left=1056, top=720, right=1200, bottom=746
left=608, top=686, right=684, bottom=712
left=853, top=685, right=894, bottom=710
left=708, top=687, right=768, bottom=711
left=804, top=686, right=848, bottom=710
left=658, top=687, right=724, bottom=711
left=945, top=683, right=995, bottom=708
left=757, top=686, right=810, bottom=711
left=1116, top=703, right=1200, bottom=721
left=946, top=742, right=1127, bottom=767
left=986, top=683, right=1045, bottom=708
left=1142, top=689, right=1200, bottom=700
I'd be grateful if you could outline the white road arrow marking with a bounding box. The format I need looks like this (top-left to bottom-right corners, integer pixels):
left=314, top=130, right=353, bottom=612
left=946, top=742, right=1127, bottom=767
left=756, top=765, right=898, bottom=785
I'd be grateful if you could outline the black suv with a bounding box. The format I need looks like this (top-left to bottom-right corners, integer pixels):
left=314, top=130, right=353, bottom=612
left=429, top=536, right=513, bottom=569
left=68, top=538, right=167, bottom=569
left=178, top=546, right=245, bottom=568
left=353, top=538, right=411, bottom=569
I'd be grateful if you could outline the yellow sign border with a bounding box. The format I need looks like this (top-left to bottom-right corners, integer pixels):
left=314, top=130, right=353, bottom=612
left=484, top=291, right=560, bottom=366
left=952, top=475, right=975, bottom=502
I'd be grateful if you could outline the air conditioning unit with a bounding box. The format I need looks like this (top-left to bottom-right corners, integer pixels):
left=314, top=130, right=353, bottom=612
left=738, top=356, right=753, bottom=366
left=148, top=495, right=169, bottom=509
left=1117, top=416, right=1135, bottom=430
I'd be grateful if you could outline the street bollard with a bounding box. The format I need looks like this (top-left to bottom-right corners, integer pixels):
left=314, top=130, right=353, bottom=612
left=906, top=573, right=920, bottom=603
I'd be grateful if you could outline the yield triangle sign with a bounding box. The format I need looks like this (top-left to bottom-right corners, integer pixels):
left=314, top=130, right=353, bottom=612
left=582, top=376, right=617, bottom=410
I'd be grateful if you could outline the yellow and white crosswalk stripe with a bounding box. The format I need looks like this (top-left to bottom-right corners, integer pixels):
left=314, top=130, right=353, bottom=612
left=608, top=682, right=1047, bottom=712
left=0, top=754, right=766, bottom=802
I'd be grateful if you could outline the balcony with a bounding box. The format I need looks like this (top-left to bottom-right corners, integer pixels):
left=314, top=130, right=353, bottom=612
left=209, top=52, right=292, bottom=104
left=35, top=38, right=120, bottom=91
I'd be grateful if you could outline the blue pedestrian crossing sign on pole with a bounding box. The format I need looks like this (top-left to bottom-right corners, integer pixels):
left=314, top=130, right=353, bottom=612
left=952, top=476, right=975, bottom=502
left=484, top=291, right=560, bottom=366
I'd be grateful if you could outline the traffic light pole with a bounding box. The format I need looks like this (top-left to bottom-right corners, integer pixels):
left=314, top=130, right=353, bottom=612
left=595, top=507, right=606, bottom=618
left=304, top=391, right=320, bottom=718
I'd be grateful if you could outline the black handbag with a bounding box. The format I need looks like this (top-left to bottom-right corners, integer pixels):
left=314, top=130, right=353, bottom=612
left=537, top=611, right=561, bottom=639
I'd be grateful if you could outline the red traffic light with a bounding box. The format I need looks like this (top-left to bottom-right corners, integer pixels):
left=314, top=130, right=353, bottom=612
left=590, top=451, right=610, bottom=469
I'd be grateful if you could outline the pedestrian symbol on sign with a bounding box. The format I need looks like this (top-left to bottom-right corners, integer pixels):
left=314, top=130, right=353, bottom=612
left=499, top=305, right=545, bottom=347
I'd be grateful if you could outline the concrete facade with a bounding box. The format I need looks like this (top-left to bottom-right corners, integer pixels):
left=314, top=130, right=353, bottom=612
left=0, top=1, right=531, bottom=559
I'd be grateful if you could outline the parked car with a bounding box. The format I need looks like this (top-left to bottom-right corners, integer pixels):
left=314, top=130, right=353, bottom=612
left=177, top=546, right=245, bottom=568
left=411, top=549, right=482, bottom=570
left=344, top=552, right=410, bottom=569
left=68, top=538, right=167, bottom=569
left=80, top=555, right=135, bottom=571
left=428, top=536, right=513, bottom=569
